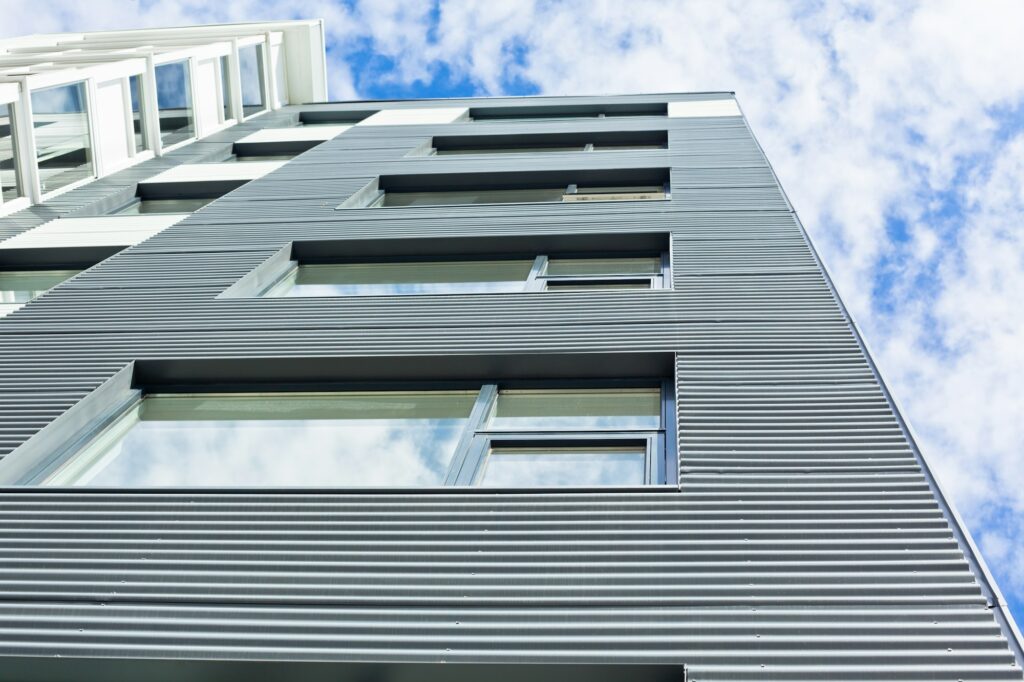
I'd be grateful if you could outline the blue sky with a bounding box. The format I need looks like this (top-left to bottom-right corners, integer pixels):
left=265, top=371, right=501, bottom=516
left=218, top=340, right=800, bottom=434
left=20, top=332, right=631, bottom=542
left=3, top=0, right=1024, bottom=628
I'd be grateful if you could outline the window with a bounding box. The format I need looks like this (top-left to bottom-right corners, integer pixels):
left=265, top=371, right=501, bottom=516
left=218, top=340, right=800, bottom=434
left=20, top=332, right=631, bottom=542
left=0, top=102, right=24, bottom=202
left=238, top=43, right=266, bottom=117
left=127, top=74, right=149, bottom=153
left=345, top=169, right=671, bottom=209
left=431, top=131, right=667, bottom=156
left=0, top=268, right=81, bottom=304
left=298, top=111, right=373, bottom=126
left=261, top=253, right=668, bottom=297
left=233, top=153, right=296, bottom=162
left=112, top=197, right=215, bottom=215
left=470, top=103, right=667, bottom=121
left=36, top=381, right=672, bottom=487
left=31, top=82, right=93, bottom=194
left=375, top=184, right=667, bottom=207
left=219, top=55, right=232, bottom=122
left=154, top=60, right=194, bottom=146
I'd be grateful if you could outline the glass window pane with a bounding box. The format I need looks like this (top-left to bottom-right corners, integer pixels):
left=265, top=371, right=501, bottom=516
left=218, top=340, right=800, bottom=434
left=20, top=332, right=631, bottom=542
left=479, top=444, right=647, bottom=486
left=269, top=260, right=534, bottom=297
left=488, top=388, right=662, bottom=430
left=220, top=55, right=232, bottom=121
left=436, top=146, right=586, bottom=155
left=383, top=188, right=566, bottom=207
left=128, top=74, right=148, bottom=152
left=155, top=60, right=194, bottom=146
left=544, top=280, right=652, bottom=291
left=44, top=391, right=477, bottom=487
left=239, top=43, right=266, bottom=117
left=31, top=82, right=93, bottom=194
left=546, top=256, right=662, bottom=277
left=591, top=143, right=666, bottom=151
left=0, top=269, right=81, bottom=303
left=0, top=102, right=24, bottom=201
left=234, top=153, right=296, bottom=162
left=114, top=197, right=214, bottom=215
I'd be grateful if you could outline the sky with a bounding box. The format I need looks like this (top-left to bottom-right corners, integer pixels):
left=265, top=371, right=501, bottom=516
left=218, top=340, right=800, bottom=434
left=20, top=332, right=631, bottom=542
left=2, top=0, right=1023, bottom=627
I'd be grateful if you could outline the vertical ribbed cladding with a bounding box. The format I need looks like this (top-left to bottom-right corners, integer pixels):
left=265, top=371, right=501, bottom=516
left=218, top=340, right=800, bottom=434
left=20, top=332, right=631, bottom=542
left=0, top=93, right=1019, bottom=680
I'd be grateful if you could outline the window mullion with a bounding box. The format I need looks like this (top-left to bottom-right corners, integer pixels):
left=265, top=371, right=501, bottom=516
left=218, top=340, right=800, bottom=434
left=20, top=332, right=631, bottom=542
left=443, top=383, right=497, bottom=486
left=525, top=255, right=547, bottom=292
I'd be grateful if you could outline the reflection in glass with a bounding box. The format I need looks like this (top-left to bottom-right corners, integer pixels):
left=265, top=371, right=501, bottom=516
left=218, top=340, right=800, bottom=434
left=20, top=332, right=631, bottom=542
left=31, top=82, right=93, bottom=194
left=114, top=197, right=214, bottom=215
left=488, top=388, right=661, bottom=430
left=546, top=257, right=661, bottom=277
left=44, top=391, right=477, bottom=487
left=238, top=43, right=266, bottom=117
left=155, top=61, right=194, bottom=146
left=479, top=444, right=647, bottom=486
left=265, top=260, right=534, bottom=297
left=128, top=74, right=148, bottom=152
left=382, top=187, right=566, bottom=207
left=0, top=269, right=80, bottom=303
left=0, top=103, right=24, bottom=202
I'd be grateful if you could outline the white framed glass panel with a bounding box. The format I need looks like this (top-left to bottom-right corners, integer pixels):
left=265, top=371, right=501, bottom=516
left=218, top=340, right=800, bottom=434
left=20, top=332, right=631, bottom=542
left=155, top=60, right=194, bottom=146
left=31, top=82, right=93, bottom=194
left=238, top=43, right=266, bottom=117
left=0, top=269, right=81, bottom=303
left=43, top=391, right=478, bottom=487
left=128, top=74, right=149, bottom=153
left=487, top=388, right=662, bottom=431
left=478, top=443, right=648, bottom=486
left=0, top=102, right=24, bottom=201
left=265, top=260, right=535, bottom=297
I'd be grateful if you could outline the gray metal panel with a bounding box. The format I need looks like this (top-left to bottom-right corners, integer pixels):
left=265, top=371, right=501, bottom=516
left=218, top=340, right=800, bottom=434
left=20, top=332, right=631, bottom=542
left=0, top=94, right=1019, bottom=680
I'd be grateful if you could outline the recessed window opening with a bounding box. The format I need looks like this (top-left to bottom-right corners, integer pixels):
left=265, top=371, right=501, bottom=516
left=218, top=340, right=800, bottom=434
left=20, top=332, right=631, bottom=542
left=261, top=251, right=669, bottom=297
left=1, top=102, right=25, bottom=202
left=470, top=103, right=667, bottom=121
left=155, top=60, right=194, bottom=146
left=0, top=268, right=81, bottom=304
left=374, top=183, right=667, bottom=207
left=298, top=111, right=374, bottom=126
left=238, top=43, right=266, bottom=118
left=31, top=82, right=93, bottom=194
left=345, top=169, right=671, bottom=209
left=35, top=379, right=673, bottom=488
left=111, top=197, right=215, bottom=215
left=431, top=131, right=667, bottom=156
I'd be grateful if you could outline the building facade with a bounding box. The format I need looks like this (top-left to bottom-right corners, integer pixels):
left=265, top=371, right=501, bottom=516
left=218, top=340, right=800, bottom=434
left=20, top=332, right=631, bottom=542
left=0, top=21, right=1022, bottom=682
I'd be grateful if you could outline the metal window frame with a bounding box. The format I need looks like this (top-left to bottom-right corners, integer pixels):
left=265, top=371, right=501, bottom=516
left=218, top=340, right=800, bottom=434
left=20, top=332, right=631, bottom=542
left=20, top=378, right=675, bottom=490
left=256, top=251, right=671, bottom=298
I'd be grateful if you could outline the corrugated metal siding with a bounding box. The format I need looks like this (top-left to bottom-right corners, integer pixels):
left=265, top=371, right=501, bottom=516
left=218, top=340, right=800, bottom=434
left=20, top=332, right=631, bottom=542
left=0, top=93, right=1019, bottom=680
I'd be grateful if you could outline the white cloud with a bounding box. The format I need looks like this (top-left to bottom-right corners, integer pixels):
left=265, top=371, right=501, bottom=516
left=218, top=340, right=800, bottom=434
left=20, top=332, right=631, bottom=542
left=3, top=0, right=1024, bottom=611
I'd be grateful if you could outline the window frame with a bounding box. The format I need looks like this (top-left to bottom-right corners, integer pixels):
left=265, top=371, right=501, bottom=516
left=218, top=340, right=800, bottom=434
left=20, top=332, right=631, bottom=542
left=361, top=181, right=671, bottom=209
left=23, top=378, right=677, bottom=489
left=256, top=251, right=672, bottom=298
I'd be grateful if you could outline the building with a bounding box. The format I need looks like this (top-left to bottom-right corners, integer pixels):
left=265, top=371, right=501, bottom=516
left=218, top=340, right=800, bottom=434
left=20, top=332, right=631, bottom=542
left=0, top=20, right=1022, bottom=682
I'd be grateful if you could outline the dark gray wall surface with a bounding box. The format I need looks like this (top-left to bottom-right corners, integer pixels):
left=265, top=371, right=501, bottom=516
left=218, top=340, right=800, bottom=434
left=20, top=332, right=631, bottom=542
left=0, top=93, right=1020, bottom=681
